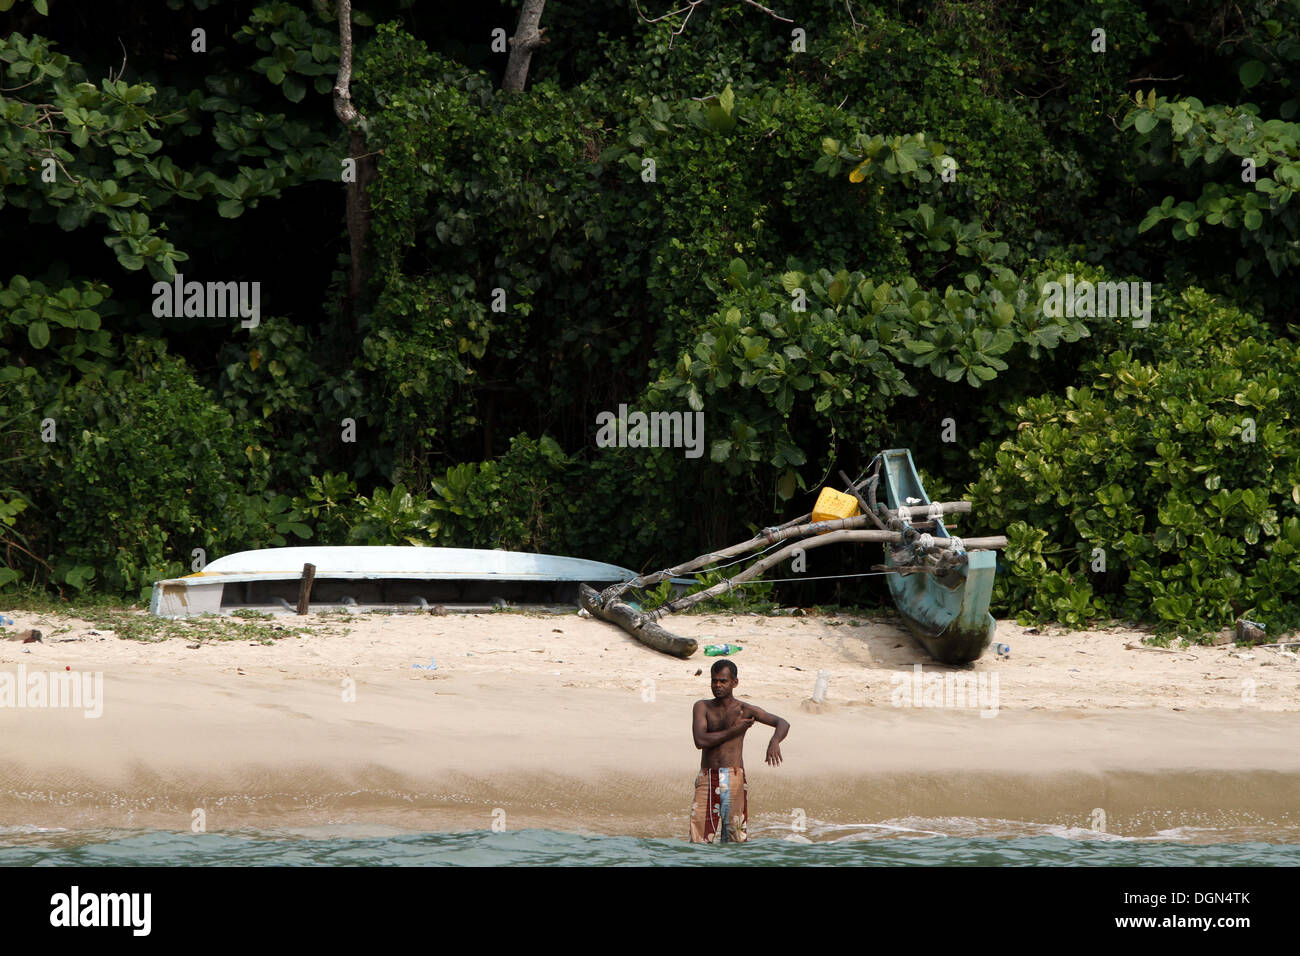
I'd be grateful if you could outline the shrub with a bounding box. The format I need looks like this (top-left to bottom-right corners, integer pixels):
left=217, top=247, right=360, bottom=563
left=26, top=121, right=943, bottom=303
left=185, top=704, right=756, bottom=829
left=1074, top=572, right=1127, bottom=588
left=39, top=339, right=285, bottom=596
left=972, top=288, right=1300, bottom=635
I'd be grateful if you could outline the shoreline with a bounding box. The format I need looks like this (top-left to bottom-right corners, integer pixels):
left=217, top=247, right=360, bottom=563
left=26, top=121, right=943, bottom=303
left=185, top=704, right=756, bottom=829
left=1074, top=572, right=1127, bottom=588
left=2, top=608, right=1298, bottom=841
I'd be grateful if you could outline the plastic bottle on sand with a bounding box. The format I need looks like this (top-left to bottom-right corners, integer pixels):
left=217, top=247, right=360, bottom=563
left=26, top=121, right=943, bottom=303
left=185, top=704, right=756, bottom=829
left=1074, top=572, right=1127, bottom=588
left=703, top=644, right=742, bottom=656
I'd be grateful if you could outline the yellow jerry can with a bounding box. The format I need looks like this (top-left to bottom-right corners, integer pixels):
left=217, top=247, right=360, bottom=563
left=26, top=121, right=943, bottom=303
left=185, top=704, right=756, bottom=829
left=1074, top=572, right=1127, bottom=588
left=811, top=487, right=860, bottom=524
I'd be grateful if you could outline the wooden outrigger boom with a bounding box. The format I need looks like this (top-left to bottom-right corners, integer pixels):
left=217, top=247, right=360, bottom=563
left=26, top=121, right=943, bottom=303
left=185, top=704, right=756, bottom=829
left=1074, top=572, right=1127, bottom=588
left=581, top=449, right=1006, bottom=664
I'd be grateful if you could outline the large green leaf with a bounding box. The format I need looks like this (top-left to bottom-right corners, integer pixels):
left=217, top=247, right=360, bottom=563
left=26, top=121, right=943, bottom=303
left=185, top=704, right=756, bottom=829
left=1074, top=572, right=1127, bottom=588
left=1239, top=60, right=1267, bottom=89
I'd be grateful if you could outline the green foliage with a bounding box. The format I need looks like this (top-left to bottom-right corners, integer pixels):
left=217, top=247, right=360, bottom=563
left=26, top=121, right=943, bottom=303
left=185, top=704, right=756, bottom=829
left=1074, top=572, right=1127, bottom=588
left=292, top=471, right=360, bottom=546
left=0, top=273, right=115, bottom=377
left=656, top=264, right=1090, bottom=486
left=0, top=376, right=42, bottom=589
left=0, top=416, right=32, bottom=589
left=24, top=339, right=296, bottom=596
left=972, top=288, right=1300, bottom=635
left=0, top=0, right=48, bottom=13
left=300, top=436, right=575, bottom=552
left=997, top=520, right=1109, bottom=629
left=680, top=564, right=775, bottom=614
left=1125, top=90, right=1300, bottom=280
left=4, top=0, right=1298, bottom=639
left=238, top=0, right=342, bottom=106
left=0, top=32, right=188, bottom=277
left=344, top=483, right=439, bottom=547
left=634, top=576, right=676, bottom=612
left=1, top=3, right=356, bottom=585
left=821, top=0, right=1155, bottom=264
left=352, top=23, right=1001, bottom=476
left=162, top=1, right=343, bottom=219
left=217, top=316, right=360, bottom=488
left=423, top=434, right=572, bottom=551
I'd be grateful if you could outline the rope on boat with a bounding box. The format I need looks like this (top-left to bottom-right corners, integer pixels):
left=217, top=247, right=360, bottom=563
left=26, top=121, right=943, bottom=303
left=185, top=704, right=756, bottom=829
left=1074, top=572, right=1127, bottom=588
left=614, top=563, right=918, bottom=600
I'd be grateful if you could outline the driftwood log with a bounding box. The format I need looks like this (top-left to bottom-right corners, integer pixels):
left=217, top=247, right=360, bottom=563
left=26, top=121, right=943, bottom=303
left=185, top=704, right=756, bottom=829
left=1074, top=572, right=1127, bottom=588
left=578, top=584, right=697, bottom=659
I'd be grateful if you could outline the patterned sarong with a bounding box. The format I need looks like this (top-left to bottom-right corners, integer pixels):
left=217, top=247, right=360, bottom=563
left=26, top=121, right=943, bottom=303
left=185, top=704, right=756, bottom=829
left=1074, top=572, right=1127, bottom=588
left=690, top=767, right=748, bottom=844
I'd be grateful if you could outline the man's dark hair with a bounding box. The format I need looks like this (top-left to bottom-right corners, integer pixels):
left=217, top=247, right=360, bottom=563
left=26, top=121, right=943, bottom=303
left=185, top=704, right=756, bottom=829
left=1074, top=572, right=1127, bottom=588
left=711, top=659, right=738, bottom=680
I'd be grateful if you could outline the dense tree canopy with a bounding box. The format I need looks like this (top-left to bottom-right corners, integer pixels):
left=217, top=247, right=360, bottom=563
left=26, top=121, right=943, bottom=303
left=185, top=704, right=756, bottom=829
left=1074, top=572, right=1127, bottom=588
left=2, top=0, right=1297, bottom=635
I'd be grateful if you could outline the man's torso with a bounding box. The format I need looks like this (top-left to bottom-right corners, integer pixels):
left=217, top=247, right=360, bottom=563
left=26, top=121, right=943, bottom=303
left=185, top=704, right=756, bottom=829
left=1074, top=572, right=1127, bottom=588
left=700, top=698, right=749, bottom=769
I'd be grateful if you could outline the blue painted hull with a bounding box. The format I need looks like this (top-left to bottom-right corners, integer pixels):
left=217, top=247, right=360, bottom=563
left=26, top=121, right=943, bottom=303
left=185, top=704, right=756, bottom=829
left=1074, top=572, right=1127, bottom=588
left=880, top=449, right=996, bottom=664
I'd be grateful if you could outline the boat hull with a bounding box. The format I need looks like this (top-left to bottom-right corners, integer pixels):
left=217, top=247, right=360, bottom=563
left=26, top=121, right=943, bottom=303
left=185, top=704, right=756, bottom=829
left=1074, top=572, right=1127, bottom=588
left=880, top=449, right=996, bottom=664
left=150, top=546, right=652, bottom=618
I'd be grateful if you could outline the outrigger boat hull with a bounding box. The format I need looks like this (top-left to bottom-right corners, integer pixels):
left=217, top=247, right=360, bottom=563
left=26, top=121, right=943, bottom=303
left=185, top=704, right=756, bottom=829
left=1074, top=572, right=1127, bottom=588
left=880, top=449, right=996, bottom=664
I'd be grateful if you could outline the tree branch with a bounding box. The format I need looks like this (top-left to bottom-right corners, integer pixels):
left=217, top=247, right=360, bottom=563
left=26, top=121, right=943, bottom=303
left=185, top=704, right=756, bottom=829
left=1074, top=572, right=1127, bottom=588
left=332, top=0, right=365, bottom=130
left=634, top=0, right=791, bottom=32
left=739, top=0, right=792, bottom=23
left=633, top=0, right=698, bottom=25
left=503, top=0, right=549, bottom=93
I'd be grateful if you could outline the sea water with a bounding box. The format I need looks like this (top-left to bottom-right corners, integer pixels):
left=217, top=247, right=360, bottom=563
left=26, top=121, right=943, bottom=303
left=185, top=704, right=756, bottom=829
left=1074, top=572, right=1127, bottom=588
left=2, top=823, right=1297, bottom=866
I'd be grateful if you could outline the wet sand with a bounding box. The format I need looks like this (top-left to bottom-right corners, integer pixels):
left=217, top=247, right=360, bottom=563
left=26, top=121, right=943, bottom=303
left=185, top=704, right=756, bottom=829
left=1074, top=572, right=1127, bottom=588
left=2, top=609, right=1298, bottom=841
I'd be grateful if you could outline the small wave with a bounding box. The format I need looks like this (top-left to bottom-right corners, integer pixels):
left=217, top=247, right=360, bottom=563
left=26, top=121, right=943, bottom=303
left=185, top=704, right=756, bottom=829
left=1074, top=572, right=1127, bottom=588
left=8, top=828, right=1299, bottom=867
left=0, top=824, right=68, bottom=835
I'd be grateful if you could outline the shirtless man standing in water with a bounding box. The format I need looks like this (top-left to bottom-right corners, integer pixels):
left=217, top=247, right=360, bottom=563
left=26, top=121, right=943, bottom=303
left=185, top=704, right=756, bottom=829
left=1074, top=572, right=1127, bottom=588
left=689, top=659, right=790, bottom=844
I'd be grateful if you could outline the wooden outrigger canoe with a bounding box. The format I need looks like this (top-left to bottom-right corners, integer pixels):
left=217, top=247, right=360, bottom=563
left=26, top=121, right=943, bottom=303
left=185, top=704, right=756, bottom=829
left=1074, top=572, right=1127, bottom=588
left=583, top=449, right=1004, bottom=663
left=878, top=448, right=996, bottom=664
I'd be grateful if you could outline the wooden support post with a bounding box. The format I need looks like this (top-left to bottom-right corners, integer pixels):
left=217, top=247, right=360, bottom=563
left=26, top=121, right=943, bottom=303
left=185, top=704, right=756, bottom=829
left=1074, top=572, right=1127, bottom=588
left=296, top=563, right=316, bottom=615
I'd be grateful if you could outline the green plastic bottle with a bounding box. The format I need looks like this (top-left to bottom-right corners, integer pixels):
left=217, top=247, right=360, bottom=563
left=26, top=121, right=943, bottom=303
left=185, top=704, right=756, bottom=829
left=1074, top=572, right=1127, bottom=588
left=703, top=643, right=742, bottom=656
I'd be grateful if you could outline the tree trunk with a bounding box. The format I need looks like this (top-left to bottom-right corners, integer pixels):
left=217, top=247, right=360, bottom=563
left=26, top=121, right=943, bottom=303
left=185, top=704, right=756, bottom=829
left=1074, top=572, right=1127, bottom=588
left=332, top=0, right=372, bottom=330
left=503, top=0, right=548, bottom=93
left=344, top=126, right=374, bottom=324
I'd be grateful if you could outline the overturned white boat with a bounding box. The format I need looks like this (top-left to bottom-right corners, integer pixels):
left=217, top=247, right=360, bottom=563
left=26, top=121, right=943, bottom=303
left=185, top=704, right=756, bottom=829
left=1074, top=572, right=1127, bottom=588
left=149, top=546, right=657, bottom=618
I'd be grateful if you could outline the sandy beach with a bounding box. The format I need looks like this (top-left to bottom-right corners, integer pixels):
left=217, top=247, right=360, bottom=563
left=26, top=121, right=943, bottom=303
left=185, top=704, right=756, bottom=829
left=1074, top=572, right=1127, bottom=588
left=2, top=608, right=1298, bottom=842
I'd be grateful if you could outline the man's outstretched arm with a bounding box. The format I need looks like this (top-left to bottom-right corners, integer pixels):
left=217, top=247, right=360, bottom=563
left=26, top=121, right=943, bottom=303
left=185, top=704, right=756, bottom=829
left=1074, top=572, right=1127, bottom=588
left=741, top=703, right=790, bottom=765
